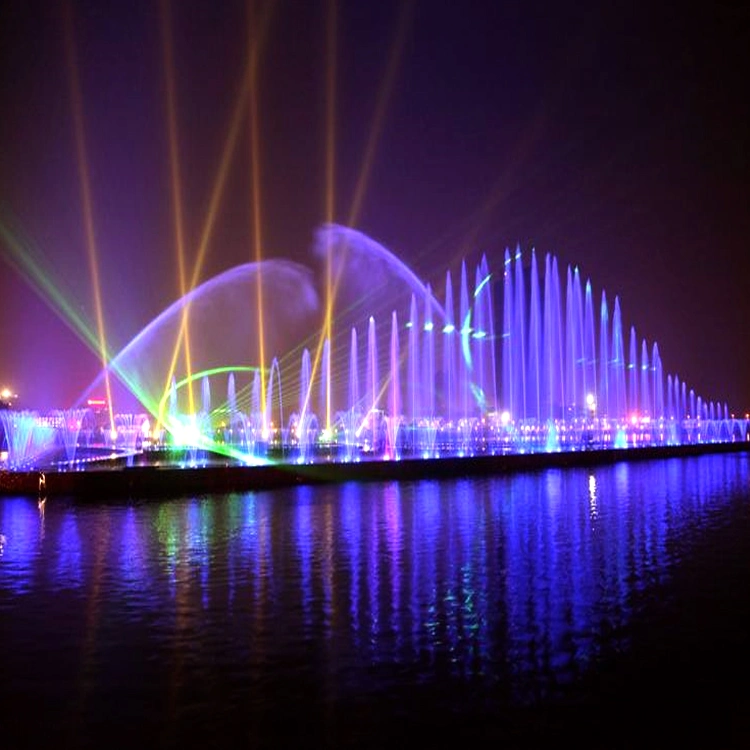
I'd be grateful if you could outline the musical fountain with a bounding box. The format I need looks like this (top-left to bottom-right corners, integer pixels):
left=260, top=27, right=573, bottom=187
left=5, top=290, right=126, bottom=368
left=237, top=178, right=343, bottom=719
left=1, top=225, right=748, bottom=496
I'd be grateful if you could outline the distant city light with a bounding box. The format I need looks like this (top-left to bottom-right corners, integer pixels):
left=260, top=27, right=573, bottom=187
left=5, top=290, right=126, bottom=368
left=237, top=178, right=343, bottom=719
left=1, top=388, right=17, bottom=401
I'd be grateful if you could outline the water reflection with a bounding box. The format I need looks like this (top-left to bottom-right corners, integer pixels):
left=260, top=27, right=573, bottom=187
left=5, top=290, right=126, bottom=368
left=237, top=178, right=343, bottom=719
left=0, top=454, right=748, bottom=711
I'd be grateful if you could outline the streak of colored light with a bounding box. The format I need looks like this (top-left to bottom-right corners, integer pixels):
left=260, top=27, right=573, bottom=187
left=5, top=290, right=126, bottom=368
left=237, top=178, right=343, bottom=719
left=0, top=217, right=166, bottom=415
left=156, top=366, right=260, bottom=417
left=248, top=0, right=267, bottom=433
left=473, top=271, right=491, bottom=298
left=354, top=376, right=399, bottom=439
left=461, top=310, right=473, bottom=369
left=160, top=0, right=195, bottom=416
left=157, top=1, right=276, bottom=428
left=308, top=0, right=414, bottom=429
left=435, top=20, right=596, bottom=274
left=64, top=2, right=115, bottom=432
left=0, top=219, right=101, bottom=360
left=324, top=0, right=337, bottom=431
left=346, top=0, right=414, bottom=228
left=1, top=218, right=267, bottom=425
left=154, top=365, right=281, bottom=462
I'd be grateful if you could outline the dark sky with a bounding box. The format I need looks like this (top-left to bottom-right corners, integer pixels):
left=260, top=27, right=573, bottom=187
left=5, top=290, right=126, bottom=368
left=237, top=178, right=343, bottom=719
left=1, top=0, right=749, bottom=412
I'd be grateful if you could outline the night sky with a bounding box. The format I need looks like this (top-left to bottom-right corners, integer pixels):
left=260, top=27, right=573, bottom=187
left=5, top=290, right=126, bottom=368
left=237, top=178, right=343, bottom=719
left=1, top=0, right=748, bottom=412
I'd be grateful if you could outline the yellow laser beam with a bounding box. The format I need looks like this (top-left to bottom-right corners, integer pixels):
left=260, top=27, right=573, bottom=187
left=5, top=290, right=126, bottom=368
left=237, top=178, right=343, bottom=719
left=347, top=0, right=414, bottom=228
left=156, top=0, right=276, bottom=429
left=160, top=0, right=196, bottom=417
left=248, top=0, right=268, bottom=433
left=64, top=2, right=115, bottom=432
left=324, top=0, right=337, bottom=430
left=306, top=0, right=415, bottom=426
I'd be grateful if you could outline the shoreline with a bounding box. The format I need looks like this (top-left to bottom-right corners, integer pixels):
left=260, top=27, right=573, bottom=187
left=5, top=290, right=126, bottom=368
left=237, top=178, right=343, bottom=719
left=2, top=440, right=748, bottom=498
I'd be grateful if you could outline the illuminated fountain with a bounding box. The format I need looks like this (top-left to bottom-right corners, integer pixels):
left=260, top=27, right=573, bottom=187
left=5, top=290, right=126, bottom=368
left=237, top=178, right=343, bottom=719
left=0, top=407, right=99, bottom=469
left=2, top=225, right=748, bottom=472
left=51, top=408, right=87, bottom=462
left=0, top=411, right=57, bottom=469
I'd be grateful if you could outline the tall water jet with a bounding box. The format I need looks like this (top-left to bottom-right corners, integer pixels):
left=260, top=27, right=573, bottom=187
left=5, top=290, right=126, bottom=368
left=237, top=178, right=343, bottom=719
left=599, top=292, right=610, bottom=417
left=320, top=338, right=330, bottom=430
left=387, top=310, right=402, bottom=457
left=366, top=317, right=378, bottom=446
left=408, top=294, right=420, bottom=425
left=628, top=327, right=638, bottom=417
left=542, top=253, right=564, bottom=423
left=298, top=349, right=313, bottom=460
left=502, top=249, right=513, bottom=417
left=564, top=267, right=578, bottom=417
left=459, top=260, right=472, bottom=422
left=251, top=370, right=261, bottom=431
left=169, top=376, right=178, bottom=424
left=653, top=343, right=664, bottom=420
left=227, top=373, right=237, bottom=415
left=542, top=253, right=559, bottom=430
left=480, top=253, right=498, bottom=414
left=584, top=281, right=597, bottom=410
left=640, top=340, right=651, bottom=417
left=681, top=381, right=687, bottom=422
left=345, top=326, right=360, bottom=459
left=513, top=248, right=527, bottom=421
left=265, top=357, right=283, bottom=446
left=201, top=376, right=211, bottom=416
left=423, top=284, right=436, bottom=421
left=527, top=250, right=542, bottom=421
left=443, top=270, right=457, bottom=426
left=473, top=257, right=495, bottom=414
left=573, top=269, right=586, bottom=411
left=611, top=298, right=626, bottom=419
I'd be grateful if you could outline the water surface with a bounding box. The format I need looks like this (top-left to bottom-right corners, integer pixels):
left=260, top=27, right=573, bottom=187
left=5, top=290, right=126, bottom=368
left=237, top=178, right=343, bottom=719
left=1, top=453, right=749, bottom=747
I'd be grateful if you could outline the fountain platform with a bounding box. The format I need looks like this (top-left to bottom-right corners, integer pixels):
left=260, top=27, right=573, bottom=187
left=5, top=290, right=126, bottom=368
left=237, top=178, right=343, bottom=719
left=2, top=441, right=748, bottom=499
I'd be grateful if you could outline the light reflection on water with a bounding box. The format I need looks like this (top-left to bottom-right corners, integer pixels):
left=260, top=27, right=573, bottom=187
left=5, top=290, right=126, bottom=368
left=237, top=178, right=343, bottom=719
left=0, top=454, right=748, bottom=744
